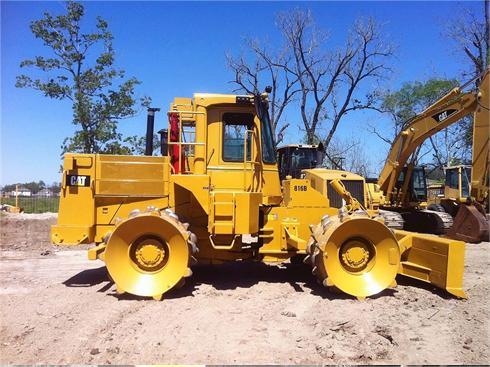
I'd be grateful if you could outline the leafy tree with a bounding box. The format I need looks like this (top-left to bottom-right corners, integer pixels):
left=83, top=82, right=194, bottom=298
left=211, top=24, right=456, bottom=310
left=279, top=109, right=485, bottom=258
left=16, top=1, right=149, bottom=154
left=48, top=182, right=62, bottom=193
left=373, top=78, right=473, bottom=172
left=378, top=78, right=459, bottom=139
left=1, top=184, right=16, bottom=193
left=24, top=181, right=47, bottom=193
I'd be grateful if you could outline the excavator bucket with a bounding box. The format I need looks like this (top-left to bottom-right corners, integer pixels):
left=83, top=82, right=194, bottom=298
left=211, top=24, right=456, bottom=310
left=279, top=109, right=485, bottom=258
left=394, top=230, right=466, bottom=298
left=446, top=204, right=489, bottom=243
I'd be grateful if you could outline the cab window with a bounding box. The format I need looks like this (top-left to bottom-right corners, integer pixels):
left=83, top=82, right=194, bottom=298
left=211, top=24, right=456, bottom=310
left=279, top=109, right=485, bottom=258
left=445, top=169, right=459, bottom=189
left=223, top=113, right=253, bottom=162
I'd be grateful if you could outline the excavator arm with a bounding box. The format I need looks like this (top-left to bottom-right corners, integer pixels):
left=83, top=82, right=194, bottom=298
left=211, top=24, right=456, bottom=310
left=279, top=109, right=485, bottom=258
left=378, top=69, right=489, bottom=204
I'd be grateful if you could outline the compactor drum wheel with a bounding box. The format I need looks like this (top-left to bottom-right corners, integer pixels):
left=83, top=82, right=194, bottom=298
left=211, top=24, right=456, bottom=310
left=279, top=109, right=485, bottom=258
left=306, top=215, right=400, bottom=298
left=104, top=209, right=197, bottom=300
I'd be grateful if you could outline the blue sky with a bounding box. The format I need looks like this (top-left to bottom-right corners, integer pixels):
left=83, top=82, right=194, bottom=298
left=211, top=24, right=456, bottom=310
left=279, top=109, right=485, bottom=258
left=0, top=1, right=480, bottom=185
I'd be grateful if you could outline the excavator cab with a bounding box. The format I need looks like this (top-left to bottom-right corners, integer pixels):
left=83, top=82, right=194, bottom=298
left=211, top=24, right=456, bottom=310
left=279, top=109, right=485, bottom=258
left=438, top=164, right=488, bottom=242
left=394, top=166, right=428, bottom=205
left=444, top=165, right=471, bottom=204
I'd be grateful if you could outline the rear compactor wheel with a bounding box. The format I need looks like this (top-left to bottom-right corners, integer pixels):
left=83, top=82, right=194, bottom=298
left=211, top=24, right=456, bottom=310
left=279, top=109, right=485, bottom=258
left=305, top=214, right=400, bottom=299
left=104, top=208, right=197, bottom=300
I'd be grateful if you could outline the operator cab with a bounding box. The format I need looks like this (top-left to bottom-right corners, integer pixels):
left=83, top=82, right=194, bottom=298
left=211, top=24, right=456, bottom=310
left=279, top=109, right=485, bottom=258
left=395, top=166, right=428, bottom=203
left=444, top=165, right=471, bottom=199
left=277, top=144, right=325, bottom=180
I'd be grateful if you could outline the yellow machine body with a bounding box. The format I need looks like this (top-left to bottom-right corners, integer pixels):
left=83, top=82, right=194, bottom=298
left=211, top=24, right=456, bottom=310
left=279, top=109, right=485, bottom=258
left=52, top=91, right=467, bottom=300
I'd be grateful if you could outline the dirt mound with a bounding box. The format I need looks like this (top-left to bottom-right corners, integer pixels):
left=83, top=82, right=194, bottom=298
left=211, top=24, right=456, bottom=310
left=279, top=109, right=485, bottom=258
left=1, top=212, right=57, bottom=252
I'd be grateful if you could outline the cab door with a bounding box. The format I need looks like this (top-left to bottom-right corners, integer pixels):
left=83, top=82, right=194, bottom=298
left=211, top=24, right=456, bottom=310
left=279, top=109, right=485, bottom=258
left=205, top=108, right=262, bottom=235
left=206, top=108, right=260, bottom=192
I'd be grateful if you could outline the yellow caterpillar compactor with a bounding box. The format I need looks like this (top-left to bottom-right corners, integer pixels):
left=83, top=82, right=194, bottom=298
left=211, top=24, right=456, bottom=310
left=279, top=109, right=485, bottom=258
left=52, top=91, right=466, bottom=300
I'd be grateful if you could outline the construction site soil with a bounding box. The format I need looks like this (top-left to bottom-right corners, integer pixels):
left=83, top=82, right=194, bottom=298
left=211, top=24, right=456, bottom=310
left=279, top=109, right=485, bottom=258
left=0, top=212, right=488, bottom=365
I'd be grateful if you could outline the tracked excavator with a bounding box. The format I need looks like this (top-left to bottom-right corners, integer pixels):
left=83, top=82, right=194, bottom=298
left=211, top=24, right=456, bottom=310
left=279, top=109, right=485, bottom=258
left=374, top=68, right=489, bottom=242
left=52, top=90, right=466, bottom=300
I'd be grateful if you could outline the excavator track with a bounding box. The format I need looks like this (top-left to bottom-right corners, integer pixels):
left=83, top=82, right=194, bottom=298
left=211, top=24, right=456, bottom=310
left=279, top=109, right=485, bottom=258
left=103, top=207, right=198, bottom=300
left=378, top=210, right=404, bottom=230
left=401, top=209, right=453, bottom=234
left=424, top=209, right=453, bottom=231
left=304, top=212, right=400, bottom=299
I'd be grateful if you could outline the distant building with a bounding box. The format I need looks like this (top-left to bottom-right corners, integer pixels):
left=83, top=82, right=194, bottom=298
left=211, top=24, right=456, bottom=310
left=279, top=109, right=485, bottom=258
left=35, top=188, right=54, bottom=197
left=11, top=187, right=32, bottom=197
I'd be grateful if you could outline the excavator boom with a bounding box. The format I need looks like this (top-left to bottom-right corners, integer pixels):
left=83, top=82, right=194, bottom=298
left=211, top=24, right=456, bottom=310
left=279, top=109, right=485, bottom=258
left=378, top=72, right=486, bottom=200
left=470, top=71, right=489, bottom=206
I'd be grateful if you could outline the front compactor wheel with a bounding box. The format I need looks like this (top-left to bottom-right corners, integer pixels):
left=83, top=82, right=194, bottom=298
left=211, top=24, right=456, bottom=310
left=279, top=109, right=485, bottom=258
left=306, top=216, right=400, bottom=298
left=104, top=209, right=197, bottom=300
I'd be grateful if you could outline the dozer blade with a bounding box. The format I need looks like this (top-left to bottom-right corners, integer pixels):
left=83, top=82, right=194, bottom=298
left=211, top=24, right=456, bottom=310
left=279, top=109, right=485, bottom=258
left=446, top=204, right=489, bottom=243
left=394, top=230, right=466, bottom=298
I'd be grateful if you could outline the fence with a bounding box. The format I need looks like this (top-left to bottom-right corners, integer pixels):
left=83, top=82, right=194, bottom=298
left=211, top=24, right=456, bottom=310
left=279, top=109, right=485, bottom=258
left=1, top=196, right=59, bottom=213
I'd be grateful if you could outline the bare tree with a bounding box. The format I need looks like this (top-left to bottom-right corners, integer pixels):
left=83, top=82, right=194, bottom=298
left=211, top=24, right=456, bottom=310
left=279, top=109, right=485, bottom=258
left=226, top=39, right=300, bottom=145
left=428, top=120, right=472, bottom=167
left=441, top=0, right=489, bottom=173
left=324, top=136, right=373, bottom=177
left=276, top=10, right=394, bottom=146
left=445, top=0, right=489, bottom=80
left=227, top=9, right=394, bottom=148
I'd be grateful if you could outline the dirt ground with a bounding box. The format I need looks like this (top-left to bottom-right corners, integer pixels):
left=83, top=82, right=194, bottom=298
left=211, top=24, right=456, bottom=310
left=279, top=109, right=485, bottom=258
left=0, top=212, right=488, bottom=365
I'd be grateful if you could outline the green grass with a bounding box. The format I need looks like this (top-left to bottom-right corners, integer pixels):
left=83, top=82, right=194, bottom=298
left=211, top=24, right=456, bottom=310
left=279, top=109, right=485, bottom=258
left=1, top=197, right=59, bottom=213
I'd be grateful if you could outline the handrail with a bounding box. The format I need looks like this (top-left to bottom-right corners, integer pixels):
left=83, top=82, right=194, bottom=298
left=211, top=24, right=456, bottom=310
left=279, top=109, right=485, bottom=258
left=243, top=129, right=256, bottom=190
left=166, top=110, right=205, bottom=174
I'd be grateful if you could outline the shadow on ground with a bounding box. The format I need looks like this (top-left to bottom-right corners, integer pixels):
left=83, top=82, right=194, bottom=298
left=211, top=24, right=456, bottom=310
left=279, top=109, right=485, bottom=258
left=61, top=260, right=454, bottom=301
left=63, top=266, right=114, bottom=293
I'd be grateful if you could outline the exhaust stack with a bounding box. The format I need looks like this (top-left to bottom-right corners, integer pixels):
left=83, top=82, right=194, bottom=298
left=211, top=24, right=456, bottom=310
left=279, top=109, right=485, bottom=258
left=158, top=129, right=168, bottom=156
left=145, top=107, right=161, bottom=156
